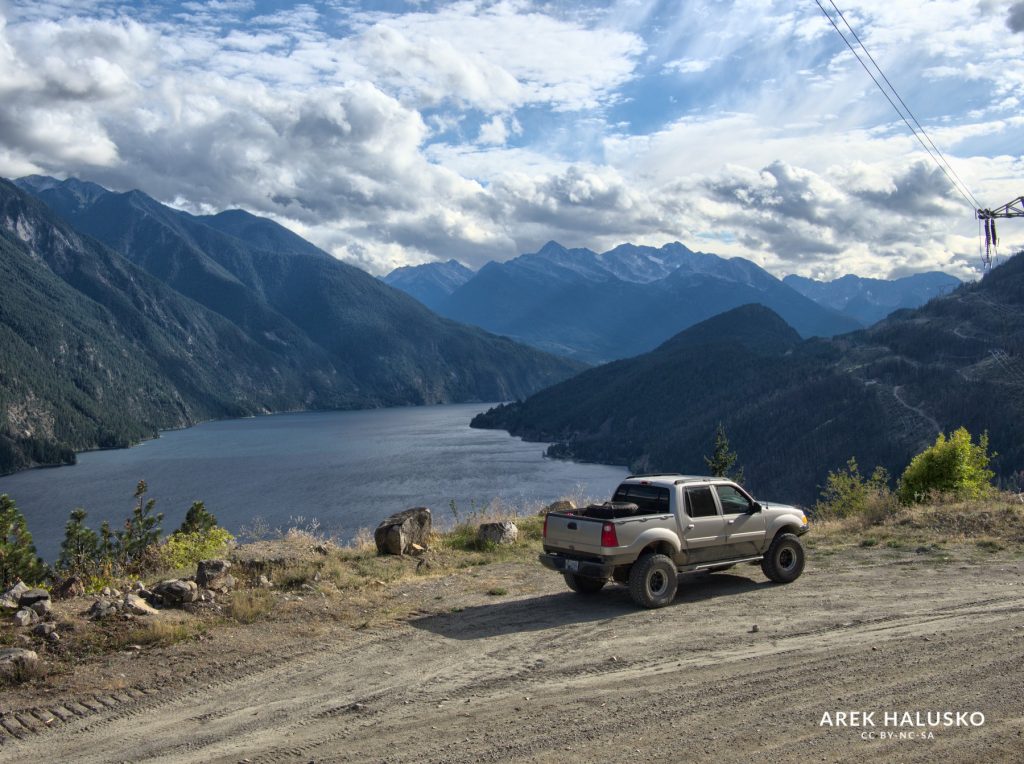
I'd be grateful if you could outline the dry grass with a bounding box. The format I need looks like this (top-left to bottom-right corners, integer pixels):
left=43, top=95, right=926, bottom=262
left=126, top=618, right=196, bottom=646
left=229, top=589, right=276, bottom=624
left=808, top=492, right=1024, bottom=552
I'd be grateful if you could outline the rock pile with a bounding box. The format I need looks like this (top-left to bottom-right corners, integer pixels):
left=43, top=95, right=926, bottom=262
left=5, top=585, right=53, bottom=628
left=196, top=559, right=235, bottom=592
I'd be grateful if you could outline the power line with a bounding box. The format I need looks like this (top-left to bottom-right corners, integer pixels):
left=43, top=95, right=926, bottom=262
left=825, top=0, right=982, bottom=211
left=812, top=0, right=980, bottom=213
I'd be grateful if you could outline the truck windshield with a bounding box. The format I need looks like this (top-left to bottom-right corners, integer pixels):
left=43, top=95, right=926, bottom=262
left=612, top=484, right=670, bottom=513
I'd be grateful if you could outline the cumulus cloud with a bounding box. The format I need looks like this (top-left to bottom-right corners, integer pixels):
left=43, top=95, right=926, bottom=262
left=1008, top=2, right=1024, bottom=33
left=0, top=0, right=1017, bottom=280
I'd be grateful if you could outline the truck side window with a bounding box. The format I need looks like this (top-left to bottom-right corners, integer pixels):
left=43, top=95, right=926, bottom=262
left=715, top=485, right=752, bottom=515
left=685, top=486, right=718, bottom=518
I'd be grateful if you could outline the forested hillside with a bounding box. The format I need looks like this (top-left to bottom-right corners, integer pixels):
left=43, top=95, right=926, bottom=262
left=473, top=255, right=1024, bottom=504
left=0, top=178, right=580, bottom=474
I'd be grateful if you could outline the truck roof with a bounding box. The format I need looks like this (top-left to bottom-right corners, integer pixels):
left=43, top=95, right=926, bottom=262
left=622, top=474, right=728, bottom=486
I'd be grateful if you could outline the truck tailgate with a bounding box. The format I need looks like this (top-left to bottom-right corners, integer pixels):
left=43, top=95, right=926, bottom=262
left=545, top=512, right=605, bottom=554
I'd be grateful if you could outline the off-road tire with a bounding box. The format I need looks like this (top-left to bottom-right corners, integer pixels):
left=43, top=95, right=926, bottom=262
left=628, top=553, right=678, bottom=608
left=563, top=572, right=606, bottom=595
left=761, top=533, right=805, bottom=583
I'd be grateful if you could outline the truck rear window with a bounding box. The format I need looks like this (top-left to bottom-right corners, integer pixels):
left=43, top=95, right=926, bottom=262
left=612, top=484, right=670, bottom=513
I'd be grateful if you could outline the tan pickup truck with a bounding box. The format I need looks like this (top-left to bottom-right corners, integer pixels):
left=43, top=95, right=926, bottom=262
left=540, top=474, right=809, bottom=608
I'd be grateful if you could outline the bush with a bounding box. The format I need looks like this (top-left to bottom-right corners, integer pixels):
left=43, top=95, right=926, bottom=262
left=814, top=458, right=893, bottom=520
left=158, top=527, right=234, bottom=570
left=58, top=507, right=101, bottom=577
left=0, top=494, right=47, bottom=588
left=898, top=428, right=995, bottom=504
left=178, top=501, right=218, bottom=535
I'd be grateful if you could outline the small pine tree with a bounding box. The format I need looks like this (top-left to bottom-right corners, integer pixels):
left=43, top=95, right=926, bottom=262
left=0, top=494, right=47, bottom=588
left=58, top=507, right=101, bottom=574
left=704, top=423, right=744, bottom=483
left=178, top=501, right=218, bottom=535
left=115, top=480, right=163, bottom=569
left=898, top=427, right=995, bottom=503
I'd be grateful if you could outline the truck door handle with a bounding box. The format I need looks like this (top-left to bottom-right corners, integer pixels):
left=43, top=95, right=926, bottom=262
left=567, top=522, right=577, bottom=530
left=727, top=519, right=735, bottom=524
left=686, top=523, right=695, bottom=530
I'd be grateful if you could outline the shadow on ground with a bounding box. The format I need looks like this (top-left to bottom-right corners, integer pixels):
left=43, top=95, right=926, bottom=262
left=410, top=571, right=773, bottom=640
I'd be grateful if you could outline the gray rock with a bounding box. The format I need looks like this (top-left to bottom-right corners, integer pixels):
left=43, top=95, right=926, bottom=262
left=100, top=586, right=113, bottom=597
left=374, top=507, right=432, bottom=556
left=477, top=521, right=519, bottom=546
left=0, top=581, right=30, bottom=609
left=0, top=648, right=39, bottom=678
left=32, top=622, right=57, bottom=638
left=196, top=559, right=233, bottom=591
left=123, top=593, right=159, bottom=616
left=18, top=588, right=50, bottom=607
left=12, top=608, right=38, bottom=627
left=29, top=599, right=52, bottom=617
left=541, top=499, right=575, bottom=516
left=257, top=575, right=273, bottom=588
left=152, top=579, right=199, bottom=606
left=87, top=598, right=120, bottom=620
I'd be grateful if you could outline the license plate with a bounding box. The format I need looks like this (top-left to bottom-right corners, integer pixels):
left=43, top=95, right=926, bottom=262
left=565, top=559, right=579, bottom=572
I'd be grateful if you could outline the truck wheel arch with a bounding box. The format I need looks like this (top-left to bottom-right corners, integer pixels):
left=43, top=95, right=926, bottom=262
left=641, top=540, right=676, bottom=559
left=771, top=524, right=802, bottom=541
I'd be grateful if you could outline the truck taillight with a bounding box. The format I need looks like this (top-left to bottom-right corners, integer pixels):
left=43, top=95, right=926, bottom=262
left=542, top=514, right=548, bottom=538
left=601, top=522, right=618, bottom=547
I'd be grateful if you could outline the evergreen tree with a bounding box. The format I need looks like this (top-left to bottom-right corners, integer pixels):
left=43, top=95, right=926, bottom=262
left=704, top=423, right=744, bottom=482
left=178, top=501, right=218, bottom=535
left=115, top=480, right=163, bottom=568
left=58, top=507, right=100, bottom=575
left=0, top=494, right=46, bottom=588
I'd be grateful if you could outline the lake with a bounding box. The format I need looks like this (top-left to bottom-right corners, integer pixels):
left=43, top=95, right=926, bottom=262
left=0, top=404, right=628, bottom=561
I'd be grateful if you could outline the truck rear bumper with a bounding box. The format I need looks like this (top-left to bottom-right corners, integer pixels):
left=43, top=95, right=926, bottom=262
left=539, top=553, right=615, bottom=579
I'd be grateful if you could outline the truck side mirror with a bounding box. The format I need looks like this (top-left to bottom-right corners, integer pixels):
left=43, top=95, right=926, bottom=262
left=751, top=502, right=762, bottom=513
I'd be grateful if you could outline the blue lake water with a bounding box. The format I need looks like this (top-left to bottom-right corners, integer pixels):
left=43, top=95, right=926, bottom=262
left=0, top=404, right=627, bottom=561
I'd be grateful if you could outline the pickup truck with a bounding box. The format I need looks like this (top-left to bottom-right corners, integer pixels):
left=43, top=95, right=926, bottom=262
left=540, top=474, right=809, bottom=608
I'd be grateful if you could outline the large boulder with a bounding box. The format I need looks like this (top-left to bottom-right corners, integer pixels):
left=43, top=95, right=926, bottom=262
left=478, top=521, right=519, bottom=546
left=53, top=575, right=86, bottom=600
left=196, top=560, right=234, bottom=592
left=151, top=579, right=199, bottom=606
left=0, top=648, right=39, bottom=678
left=0, top=582, right=29, bottom=609
left=374, top=507, right=432, bottom=556
left=18, top=588, right=50, bottom=607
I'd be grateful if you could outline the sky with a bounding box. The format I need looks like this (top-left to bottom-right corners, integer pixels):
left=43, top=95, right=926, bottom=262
left=1, top=0, right=1022, bottom=280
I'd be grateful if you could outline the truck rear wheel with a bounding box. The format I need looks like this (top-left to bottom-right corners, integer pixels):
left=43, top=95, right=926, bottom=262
left=761, top=533, right=805, bottom=583
left=563, top=572, right=606, bottom=595
left=628, top=553, right=677, bottom=608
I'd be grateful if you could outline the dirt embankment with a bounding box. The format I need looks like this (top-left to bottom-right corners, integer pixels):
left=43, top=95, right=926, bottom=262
left=1, top=541, right=1023, bottom=763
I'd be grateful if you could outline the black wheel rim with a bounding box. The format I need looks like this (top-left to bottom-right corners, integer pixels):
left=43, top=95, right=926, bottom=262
left=779, top=548, right=795, bottom=571
left=648, top=569, right=668, bottom=596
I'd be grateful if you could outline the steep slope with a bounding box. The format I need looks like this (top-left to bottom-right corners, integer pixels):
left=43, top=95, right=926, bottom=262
left=436, top=241, right=860, bottom=363
left=382, top=260, right=476, bottom=311
left=473, top=258, right=1024, bottom=504
left=0, top=179, right=349, bottom=473
left=17, top=176, right=581, bottom=409
left=784, top=271, right=960, bottom=325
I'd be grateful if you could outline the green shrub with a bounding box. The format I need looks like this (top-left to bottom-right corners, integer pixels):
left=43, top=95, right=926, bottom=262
left=178, top=501, right=218, bottom=535
left=57, top=507, right=101, bottom=577
left=158, top=527, right=234, bottom=570
left=115, top=481, right=164, bottom=571
left=0, top=494, right=47, bottom=588
left=898, top=428, right=995, bottom=504
left=814, top=458, right=893, bottom=519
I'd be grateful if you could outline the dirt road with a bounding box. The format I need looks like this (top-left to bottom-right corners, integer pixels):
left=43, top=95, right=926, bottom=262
left=2, top=550, right=1023, bottom=763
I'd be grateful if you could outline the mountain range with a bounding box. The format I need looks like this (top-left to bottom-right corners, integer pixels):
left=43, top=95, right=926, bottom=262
left=471, top=253, right=1024, bottom=504
left=0, top=176, right=580, bottom=474
left=386, top=241, right=863, bottom=363
left=783, top=271, right=960, bottom=325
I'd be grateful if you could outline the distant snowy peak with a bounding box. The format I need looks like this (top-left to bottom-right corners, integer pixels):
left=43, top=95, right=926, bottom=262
left=783, top=271, right=961, bottom=326
left=382, top=259, right=475, bottom=310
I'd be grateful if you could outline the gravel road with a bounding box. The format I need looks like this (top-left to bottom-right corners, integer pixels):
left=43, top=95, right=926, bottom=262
left=2, top=550, right=1022, bottom=763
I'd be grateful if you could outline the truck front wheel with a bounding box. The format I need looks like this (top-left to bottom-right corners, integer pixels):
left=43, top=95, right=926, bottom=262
left=628, top=553, right=678, bottom=608
left=761, top=533, right=806, bottom=583
left=563, top=572, right=606, bottom=595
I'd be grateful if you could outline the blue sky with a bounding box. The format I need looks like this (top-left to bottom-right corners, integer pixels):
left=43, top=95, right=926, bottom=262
left=1, top=0, right=1022, bottom=279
